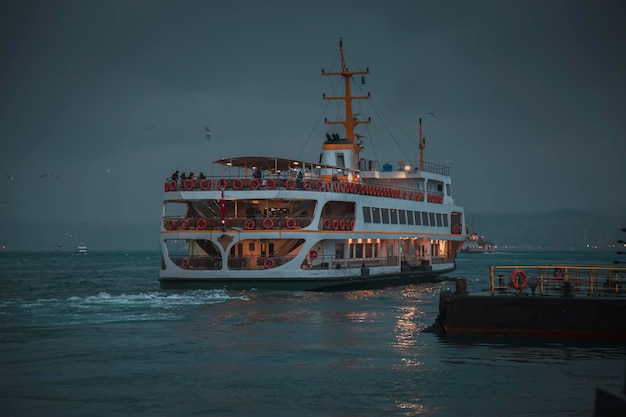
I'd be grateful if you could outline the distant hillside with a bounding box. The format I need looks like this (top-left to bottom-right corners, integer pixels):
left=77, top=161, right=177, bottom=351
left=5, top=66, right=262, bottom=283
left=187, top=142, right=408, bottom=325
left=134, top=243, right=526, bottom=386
left=468, top=209, right=626, bottom=249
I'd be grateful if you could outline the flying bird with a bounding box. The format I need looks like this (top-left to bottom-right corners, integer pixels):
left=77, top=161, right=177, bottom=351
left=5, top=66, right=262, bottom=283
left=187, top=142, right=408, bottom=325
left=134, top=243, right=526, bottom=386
left=6, top=174, right=13, bottom=180
left=426, top=112, right=436, bottom=118
left=204, top=127, right=211, bottom=140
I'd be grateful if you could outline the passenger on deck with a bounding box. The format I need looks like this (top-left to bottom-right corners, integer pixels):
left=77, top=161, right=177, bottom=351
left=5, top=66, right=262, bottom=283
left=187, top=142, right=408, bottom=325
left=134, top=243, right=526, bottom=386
left=198, top=172, right=206, bottom=179
left=180, top=171, right=187, bottom=180
left=171, top=170, right=179, bottom=181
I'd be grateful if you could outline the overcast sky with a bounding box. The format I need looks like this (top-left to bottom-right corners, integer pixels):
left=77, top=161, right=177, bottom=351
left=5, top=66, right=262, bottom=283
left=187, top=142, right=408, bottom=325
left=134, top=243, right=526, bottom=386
left=1, top=0, right=625, bottom=248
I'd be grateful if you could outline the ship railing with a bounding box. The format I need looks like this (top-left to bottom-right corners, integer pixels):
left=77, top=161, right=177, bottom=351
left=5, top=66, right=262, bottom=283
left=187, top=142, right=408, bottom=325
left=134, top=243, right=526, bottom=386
left=163, top=216, right=315, bottom=231
left=358, top=159, right=450, bottom=176
left=307, top=255, right=397, bottom=270
left=489, top=265, right=626, bottom=296
left=163, top=176, right=445, bottom=204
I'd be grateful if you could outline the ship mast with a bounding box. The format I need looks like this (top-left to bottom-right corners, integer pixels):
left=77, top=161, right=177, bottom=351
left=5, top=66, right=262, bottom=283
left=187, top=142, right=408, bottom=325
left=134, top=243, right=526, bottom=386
left=322, top=38, right=370, bottom=157
left=419, top=118, right=426, bottom=170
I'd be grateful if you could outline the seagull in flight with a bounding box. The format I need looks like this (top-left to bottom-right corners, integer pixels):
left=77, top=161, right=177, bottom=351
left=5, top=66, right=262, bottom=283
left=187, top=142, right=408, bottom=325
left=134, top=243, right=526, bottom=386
left=40, top=173, right=60, bottom=179
left=6, top=174, right=13, bottom=180
left=204, top=127, right=211, bottom=140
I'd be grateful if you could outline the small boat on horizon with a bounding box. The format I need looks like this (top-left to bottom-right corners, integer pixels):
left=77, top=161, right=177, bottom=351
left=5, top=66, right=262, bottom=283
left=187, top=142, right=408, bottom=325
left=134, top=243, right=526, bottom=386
left=462, top=217, right=495, bottom=253
left=75, top=242, right=88, bottom=255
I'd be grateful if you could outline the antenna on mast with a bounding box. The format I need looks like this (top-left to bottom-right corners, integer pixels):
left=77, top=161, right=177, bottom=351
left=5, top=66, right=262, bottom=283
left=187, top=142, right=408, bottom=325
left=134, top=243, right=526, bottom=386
left=419, top=118, right=426, bottom=170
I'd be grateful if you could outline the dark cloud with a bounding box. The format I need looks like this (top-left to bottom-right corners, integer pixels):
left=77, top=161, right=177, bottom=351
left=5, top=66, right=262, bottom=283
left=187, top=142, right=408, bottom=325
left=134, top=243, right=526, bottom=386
left=1, top=0, right=625, bottom=249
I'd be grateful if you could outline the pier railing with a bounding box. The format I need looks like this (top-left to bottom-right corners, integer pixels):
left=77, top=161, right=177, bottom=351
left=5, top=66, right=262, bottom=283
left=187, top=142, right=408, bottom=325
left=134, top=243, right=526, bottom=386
left=489, top=265, right=626, bottom=296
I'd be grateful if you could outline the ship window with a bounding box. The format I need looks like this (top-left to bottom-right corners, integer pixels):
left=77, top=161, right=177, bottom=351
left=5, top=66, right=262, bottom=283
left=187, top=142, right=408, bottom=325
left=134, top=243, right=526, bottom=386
left=390, top=209, right=398, bottom=224
left=335, top=243, right=344, bottom=259
left=437, top=184, right=443, bottom=192
left=446, top=184, right=451, bottom=196
left=398, top=209, right=406, bottom=225
left=429, top=212, right=436, bottom=226
left=362, top=206, right=372, bottom=223
left=365, top=243, right=373, bottom=258
left=382, top=208, right=390, bottom=224
left=249, top=243, right=255, bottom=252
left=443, top=214, right=449, bottom=227
left=436, top=213, right=442, bottom=227
left=336, top=153, right=345, bottom=168
left=355, top=243, right=363, bottom=258
left=421, top=211, right=429, bottom=226
left=406, top=210, right=414, bottom=225
left=414, top=211, right=421, bottom=225
left=372, top=207, right=381, bottom=223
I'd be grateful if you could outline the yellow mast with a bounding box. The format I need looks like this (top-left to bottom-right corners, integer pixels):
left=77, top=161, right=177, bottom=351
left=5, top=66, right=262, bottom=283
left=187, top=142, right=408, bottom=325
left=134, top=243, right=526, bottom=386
left=322, top=38, right=370, bottom=157
left=419, top=117, right=426, bottom=170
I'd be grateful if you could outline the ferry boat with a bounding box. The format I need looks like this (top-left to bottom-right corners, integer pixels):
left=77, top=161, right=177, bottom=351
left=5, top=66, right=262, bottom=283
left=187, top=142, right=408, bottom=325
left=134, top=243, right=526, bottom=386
left=462, top=217, right=495, bottom=253
left=159, top=40, right=468, bottom=291
left=75, top=242, right=88, bottom=255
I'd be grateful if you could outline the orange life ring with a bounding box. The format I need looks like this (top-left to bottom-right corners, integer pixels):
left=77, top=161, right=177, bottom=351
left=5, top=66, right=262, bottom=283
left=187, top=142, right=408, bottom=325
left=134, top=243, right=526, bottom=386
left=233, top=179, right=243, bottom=190
left=167, top=219, right=177, bottom=230
left=285, top=179, right=295, bottom=190
left=315, top=180, right=323, bottom=191
left=216, top=179, right=226, bottom=190
left=553, top=268, right=565, bottom=280
left=510, top=269, right=527, bottom=289
left=309, top=250, right=318, bottom=259
left=332, top=182, right=339, bottom=192
left=303, top=180, right=312, bottom=190
left=164, top=181, right=170, bottom=192
left=199, top=179, right=211, bottom=190
left=179, top=219, right=189, bottom=230
left=323, top=219, right=331, bottom=229
left=332, top=219, right=339, bottom=230
left=249, top=179, right=260, bottom=190
left=181, top=258, right=190, bottom=269
left=265, top=178, right=276, bottom=189
left=264, top=258, right=275, bottom=269
left=263, top=218, right=274, bottom=229
left=349, top=220, right=354, bottom=230
left=196, top=218, right=207, bottom=230
left=339, top=219, right=345, bottom=230
left=183, top=179, right=194, bottom=191
left=244, top=219, right=255, bottom=230
left=339, top=182, right=346, bottom=192
left=170, top=181, right=177, bottom=191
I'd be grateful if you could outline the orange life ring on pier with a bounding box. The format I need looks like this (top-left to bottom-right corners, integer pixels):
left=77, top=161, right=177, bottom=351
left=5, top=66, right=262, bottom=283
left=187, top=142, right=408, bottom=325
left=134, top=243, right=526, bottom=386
left=286, top=218, right=296, bottom=229
left=249, top=179, right=260, bottom=190
left=263, top=218, right=274, bottom=229
left=179, top=219, right=189, bottom=230
left=303, top=179, right=312, bottom=190
left=216, top=179, right=227, bottom=190
left=510, top=269, right=527, bottom=289
left=167, top=219, right=177, bottom=230
left=309, top=250, right=318, bottom=259
left=164, top=181, right=170, bottom=192
left=264, top=258, right=275, bottom=269
left=233, top=179, right=243, bottom=190
left=265, top=178, right=276, bottom=190
left=323, top=219, right=331, bottom=229
left=181, top=258, right=190, bottom=269
left=183, top=179, right=194, bottom=191
left=315, top=180, right=323, bottom=191
left=199, top=179, right=211, bottom=190
left=196, top=218, right=207, bottom=230
left=285, top=179, right=295, bottom=190
left=244, top=219, right=255, bottom=230
left=332, top=219, right=339, bottom=230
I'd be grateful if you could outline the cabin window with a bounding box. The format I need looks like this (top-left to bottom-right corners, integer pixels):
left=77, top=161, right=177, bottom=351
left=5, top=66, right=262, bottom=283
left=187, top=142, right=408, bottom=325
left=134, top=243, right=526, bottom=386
left=248, top=243, right=255, bottom=252
left=421, top=212, right=429, bottom=226
left=443, top=214, right=449, bottom=227
left=429, top=212, right=436, bottom=226
left=437, top=184, right=443, bottom=192
left=406, top=210, right=414, bottom=225
left=365, top=243, right=373, bottom=258
left=382, top=208, right=390, bottom=224
left=414, top=211, right=421, bottom=225
left=436, top=213, right=442, bottom=227
left=398, top=209, right=406, bottom=225
left=355, top=243, right=363, bottom=258
left=336, top=153, right=345, bottom=168
left=362, top=206, right=372, bottom=223
left=390, top=209, right=398, bottom=224
left=446, top=184, right=451, bottom=196
left=335, top=243, right=344, bottom=259
left=372, top=207, right=381, bottom=223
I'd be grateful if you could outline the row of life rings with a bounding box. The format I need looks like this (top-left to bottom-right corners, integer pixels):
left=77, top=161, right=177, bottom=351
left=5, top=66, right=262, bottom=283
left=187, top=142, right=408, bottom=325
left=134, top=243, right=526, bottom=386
left=244, top=217, right=295, bottom=230
left=322, top=218, right=355, bottom=231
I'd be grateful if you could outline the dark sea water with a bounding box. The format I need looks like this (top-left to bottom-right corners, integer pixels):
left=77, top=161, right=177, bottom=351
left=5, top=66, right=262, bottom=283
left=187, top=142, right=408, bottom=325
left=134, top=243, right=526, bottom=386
left=1, top=249, right=624, bottom=417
